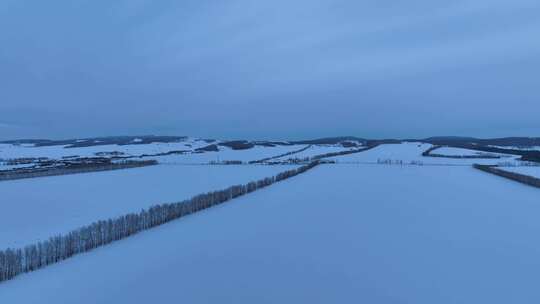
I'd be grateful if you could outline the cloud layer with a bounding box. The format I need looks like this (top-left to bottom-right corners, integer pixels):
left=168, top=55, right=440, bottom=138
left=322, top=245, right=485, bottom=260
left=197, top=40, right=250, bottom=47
left=1, top=0, right=539, bottom=140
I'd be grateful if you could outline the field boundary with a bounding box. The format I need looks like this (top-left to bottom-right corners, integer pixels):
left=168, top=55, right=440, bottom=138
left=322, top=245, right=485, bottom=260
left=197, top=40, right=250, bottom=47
left=249, top=145, right=312, bottom=164
left=423, top=146, right=501, bottom=159
left=0, top=161, right=321, bottom=283
left=312, top=144, right=379, bottom=160
left=0, top=160, right=158, bottom=182
left=473, top=164, right=540, bottom=188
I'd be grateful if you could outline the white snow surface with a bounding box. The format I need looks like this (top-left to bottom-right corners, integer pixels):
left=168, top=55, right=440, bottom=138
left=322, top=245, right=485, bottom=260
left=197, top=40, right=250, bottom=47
left=499, top=166, right=540, bottom=179
left=0, top=164, right=293, bottom=248
left=434, top=147, right=511, bottom=158
left=153, top=144, right=308, bottom=164
left=330, top=142, right=520, bottom=165
left=272, top=144, right=354, bottom=161
left=0, top=140, right=311, bottom=166
left=0, top=138, right=209, bottom=159
left=488, top=145, right=540, bottom=151
left=0, top=140, right=207, bottom=159
left=2, top=164, right=540, bottom=303
left=0, top=163, right=35, bottom=171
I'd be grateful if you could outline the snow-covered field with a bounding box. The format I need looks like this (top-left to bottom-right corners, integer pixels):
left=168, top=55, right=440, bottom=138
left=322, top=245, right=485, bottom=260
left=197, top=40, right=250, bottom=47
left=0, top=164, right=292, bottom=248
left=330, top=142, right=519, bottom=165
left=2, top=164, right=540, bottom=303
left=272, top=144, right=354, bottom=161
left=489, top=145, right=540, bottom=151
left=153, top=144, right=308, bottom=164
left=0, top=162, right=35, bottom=171
left=0, top=139, right=319, bottom=167
left=0, top=139, right=209, bottom=160
left=434, top=147, right=510, bottom=158
left=499, top=166, right=540, bottom=179
left=4, top=140, right=520, bottom=168
left=1, top=141, right=538, bottom=303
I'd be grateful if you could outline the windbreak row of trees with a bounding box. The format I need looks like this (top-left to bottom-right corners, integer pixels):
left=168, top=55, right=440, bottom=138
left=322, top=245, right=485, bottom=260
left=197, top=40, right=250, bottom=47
left=249, top=145, right=312, bottom=164
left=209, top=160, right=244, bottom=165
left=0, top=161, right=321, bottom=283
left=473, top=164, right=540, bottom=188
left=311, top=145, right=378, bottom=160
left=421, top=145, right=441, bottom=156
left=423, top=141, right=540, bottom=163
left=262, top=145, right=378, bottom=165
left=0, top=160, right=157, bottom=182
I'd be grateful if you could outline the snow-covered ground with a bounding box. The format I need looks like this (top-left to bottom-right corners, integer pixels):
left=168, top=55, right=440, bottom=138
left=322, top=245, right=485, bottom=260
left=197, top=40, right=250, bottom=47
left=0, top=140, right=314, bottom=167
left=0, top=139, right=209, bottom=160
left=330, top=142, right=520, bottom=165
left=0, top=162, right=35, bottom=171
left=498, top=166, right=540, bottom=179
left=488, top=145, right=540, bottom=151
left=434, top=147, right=510, bottom=158
left=2, top=164, right=540, bottom=303
left=272, top=144, right=354, bottom=161
left=0, top=164, right=292, bottom=248
left=152, top=144, right=308, bottom=164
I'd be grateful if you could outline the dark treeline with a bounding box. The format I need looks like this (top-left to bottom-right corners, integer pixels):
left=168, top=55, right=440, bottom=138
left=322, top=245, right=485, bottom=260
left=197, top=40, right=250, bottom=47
left=249, top=145, right=312, bottom=164
left=0, top=161, right=321, bottom=283
left=257, top=145, right=377, bottom=165
left=8, top=135, right=188, bottom=148
left=428, top=143, right=540, bottom=163
left=422, top=137, right=540, bottom=147
left=422, top=145, right=441, bottom=156
left=4, top=157, right=49, bottom=166
left=473, top=164, right=540, bottom=188
left=422, top=146, right=501, bottom=159
left=209, top=160, right=244, bottom=165
left=521, top=154, right=540, bottom=163
left=311, top=144, right=379, bottom=160
left=0, top=160, right=157, bottom=182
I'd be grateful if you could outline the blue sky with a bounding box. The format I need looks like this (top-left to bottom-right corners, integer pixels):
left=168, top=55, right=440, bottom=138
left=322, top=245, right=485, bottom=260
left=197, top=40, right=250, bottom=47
left=1, top=0, right=539, bottom=140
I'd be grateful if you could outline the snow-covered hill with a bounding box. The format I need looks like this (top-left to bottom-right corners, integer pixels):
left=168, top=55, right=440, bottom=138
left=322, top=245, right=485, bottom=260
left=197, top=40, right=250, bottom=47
left=0, top=137, right=359, bottom=169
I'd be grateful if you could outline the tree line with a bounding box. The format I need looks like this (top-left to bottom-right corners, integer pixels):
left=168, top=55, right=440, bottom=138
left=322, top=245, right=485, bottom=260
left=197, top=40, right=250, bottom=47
left=473, top=164, right=540, bottom=189
left=423, top=145, right=501, bottom=159
left=0, top=160, right=157, bottom=182
left=0, top=161, right=321, bottom=283
left=311, top=144, right=378, bottom=160
left=249, top=145, right=312, bottom=164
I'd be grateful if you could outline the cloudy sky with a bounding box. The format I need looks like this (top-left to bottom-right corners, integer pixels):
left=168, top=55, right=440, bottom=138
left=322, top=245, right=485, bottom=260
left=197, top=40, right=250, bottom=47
left=0, top=0, right=539, bottom=140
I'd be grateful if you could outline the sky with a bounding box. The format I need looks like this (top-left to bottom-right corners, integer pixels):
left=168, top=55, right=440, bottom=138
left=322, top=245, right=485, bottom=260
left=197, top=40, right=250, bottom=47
left=0, top=0, right=539, bottom=141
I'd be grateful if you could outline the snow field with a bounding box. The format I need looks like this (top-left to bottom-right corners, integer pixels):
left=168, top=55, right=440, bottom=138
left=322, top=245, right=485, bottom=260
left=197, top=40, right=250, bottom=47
left=152, top=144, right=308, bottom=164
left=2, top=165, right=540, bottom=303
left=272, top=144, right=355, bottom=161
left=0, top=164, right=292, bottom=248
left=499, top=166, right=540, bottom=179
left=330, top=142, right=520, bottom=165
left=434, top=146, right=508, bottom=157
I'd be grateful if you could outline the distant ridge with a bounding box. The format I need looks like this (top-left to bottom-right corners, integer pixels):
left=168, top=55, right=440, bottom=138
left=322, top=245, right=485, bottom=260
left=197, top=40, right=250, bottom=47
left=422, top=137, right=540, bottom=147
left=2, top=135, right=539, bottom=149
left=291, top=136, right=367, bottom=145
left=0, top=136, right=188, bottom=148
